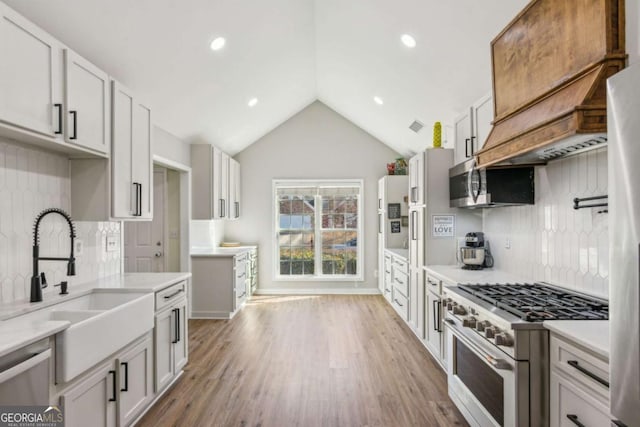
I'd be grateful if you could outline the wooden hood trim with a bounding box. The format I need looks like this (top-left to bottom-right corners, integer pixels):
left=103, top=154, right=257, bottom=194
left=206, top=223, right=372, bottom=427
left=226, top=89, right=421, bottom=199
left=476, top=0, right=626, bottom=167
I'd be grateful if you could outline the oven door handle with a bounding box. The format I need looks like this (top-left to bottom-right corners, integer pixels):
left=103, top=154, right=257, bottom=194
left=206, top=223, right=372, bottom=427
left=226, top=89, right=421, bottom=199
left=445, top=318, right=512, bottom=371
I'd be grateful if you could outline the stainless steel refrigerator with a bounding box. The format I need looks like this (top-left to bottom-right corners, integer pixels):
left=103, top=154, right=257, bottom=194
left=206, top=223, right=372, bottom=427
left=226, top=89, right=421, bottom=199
left=608, top=62, right=640, bottom=426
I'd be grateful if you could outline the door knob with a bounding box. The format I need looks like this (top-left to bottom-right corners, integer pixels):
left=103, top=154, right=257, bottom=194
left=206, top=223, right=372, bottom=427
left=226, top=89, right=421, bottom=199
left=155, top=252, right=162, bottom=257
left=156, top=241, right=162, bottom=246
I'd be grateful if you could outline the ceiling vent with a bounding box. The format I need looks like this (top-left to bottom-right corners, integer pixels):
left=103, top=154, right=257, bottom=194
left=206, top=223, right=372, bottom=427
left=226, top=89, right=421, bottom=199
left=409, top=120, right=424, bottom=133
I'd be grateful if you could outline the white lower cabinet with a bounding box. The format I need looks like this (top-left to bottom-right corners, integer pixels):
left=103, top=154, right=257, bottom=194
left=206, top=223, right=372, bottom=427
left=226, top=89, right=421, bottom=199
left=61, top=333, right=153, bottom=427
left=549, top=333, right=612, bottom=427
left=154, top=292, right=188, bottom=393
left=424, top=290, right=442, bottom=361
left=117, top=337, right=154, bottom=426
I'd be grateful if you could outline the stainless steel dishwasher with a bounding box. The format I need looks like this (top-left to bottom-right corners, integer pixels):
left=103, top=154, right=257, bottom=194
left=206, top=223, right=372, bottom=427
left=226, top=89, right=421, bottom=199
left=0, top=338, right=51, bottom=405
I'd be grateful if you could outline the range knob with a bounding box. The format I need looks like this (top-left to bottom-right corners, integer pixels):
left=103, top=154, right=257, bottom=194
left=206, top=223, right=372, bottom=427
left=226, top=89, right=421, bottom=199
left=495, top=333, right=514, bottom=347
left=447, top=301, right=457, bottom=311
left=476, top=320, right=490, bottom=332
left=462, top=317, right=477, bottom=328
left=453, top=305, right=467, bottom=316
left=485, top=326, right=500, bottom=339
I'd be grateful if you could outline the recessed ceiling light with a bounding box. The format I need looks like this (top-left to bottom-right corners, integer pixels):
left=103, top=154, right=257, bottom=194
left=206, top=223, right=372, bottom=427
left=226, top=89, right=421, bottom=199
left=373, top=96, right=384, bottom=105
left=248, top=98, right=258, bottom=107
left=210, top=37, right=226, bottom=51
left=401, top=34, right=416, bottom=48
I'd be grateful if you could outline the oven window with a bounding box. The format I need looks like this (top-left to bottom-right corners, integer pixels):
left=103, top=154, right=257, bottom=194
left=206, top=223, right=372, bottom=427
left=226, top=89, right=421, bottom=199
left=449, top=174, right=469, bottom=201
left=454, top=337, right=504, bottom=426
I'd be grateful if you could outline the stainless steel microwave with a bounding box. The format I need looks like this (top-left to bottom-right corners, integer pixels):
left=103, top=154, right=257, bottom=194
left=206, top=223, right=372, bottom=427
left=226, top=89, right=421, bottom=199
left=449, top=159, right=535, bottom=208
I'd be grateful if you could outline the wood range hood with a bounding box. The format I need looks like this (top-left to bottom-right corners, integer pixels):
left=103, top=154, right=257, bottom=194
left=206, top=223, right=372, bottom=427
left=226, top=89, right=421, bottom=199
left=475, top=0, right=627, bottom=168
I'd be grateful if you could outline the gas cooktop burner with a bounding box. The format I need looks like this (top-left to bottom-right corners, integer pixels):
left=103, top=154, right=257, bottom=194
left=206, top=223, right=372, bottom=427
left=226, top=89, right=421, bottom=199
left=458, top=283, right=608, bottom=322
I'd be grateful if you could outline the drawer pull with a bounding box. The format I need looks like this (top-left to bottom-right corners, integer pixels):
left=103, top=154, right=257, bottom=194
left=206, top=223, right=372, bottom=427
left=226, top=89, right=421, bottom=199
left=566, top=414, right=585, bottom=427
left=394, top=299, right=404, bottom=307
left=567, top=360, right=609, bottom=388
left=163, top=289, right=184, bottom=300
left=427, top=279, right=438, bottom=286
left=394, top=278, right=403, bottom=284
left=384, top=288, right=390, bottom=293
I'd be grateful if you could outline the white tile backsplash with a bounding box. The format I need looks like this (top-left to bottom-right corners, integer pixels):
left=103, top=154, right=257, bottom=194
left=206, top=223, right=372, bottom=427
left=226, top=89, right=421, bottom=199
left=483, top=148, right=608, bottom=298
left=0, top=138, right=121, bottom=304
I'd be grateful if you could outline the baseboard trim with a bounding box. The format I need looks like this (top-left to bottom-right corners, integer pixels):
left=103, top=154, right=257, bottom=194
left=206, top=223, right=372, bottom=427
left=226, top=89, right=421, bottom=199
left=254, top=288, right=381, bottom=295
left=191, top=310, right=233, bottom=319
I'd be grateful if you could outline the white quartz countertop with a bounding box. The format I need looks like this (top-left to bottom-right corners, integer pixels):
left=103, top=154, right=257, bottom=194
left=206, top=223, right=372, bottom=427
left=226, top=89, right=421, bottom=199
left=191, top=246, right=257, bottom=257
left=544, top=320, right=609, bottom=359
left=0, top=319, right=69, bottom=358
left=0, top=272, right=191, bottom=355
left=424, top=264, right=526, bottom=285
left=385, top=248, right=408, bottom=259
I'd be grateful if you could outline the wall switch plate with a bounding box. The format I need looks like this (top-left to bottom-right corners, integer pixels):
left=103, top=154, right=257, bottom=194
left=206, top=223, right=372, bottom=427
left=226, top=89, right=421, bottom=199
left=106, top=234, right=118, bottom=252
left=505, top=238, right=511, bottom=249
left=373, top=269, right=378, bottom=278
left=75, top=239, right=83, bottom=256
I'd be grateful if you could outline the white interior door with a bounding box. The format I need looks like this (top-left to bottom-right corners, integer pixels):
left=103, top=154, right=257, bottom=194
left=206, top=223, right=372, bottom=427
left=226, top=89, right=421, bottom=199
left=124, top=169, right=167, bottom=272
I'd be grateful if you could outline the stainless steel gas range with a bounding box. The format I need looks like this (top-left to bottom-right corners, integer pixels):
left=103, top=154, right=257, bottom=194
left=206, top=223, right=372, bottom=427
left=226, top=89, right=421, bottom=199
left=442, top=282, right=608, bottom=427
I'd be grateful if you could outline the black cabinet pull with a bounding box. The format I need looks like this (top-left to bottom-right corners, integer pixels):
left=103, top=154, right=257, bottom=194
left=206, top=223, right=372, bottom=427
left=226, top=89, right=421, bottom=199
left=433, top=299, right=441, bottom=332
left=69, top=110, right=78, bottom=140
left=465, top=138, right=470, bottom=158
left=470, top=136, right=476, bottom=155
left=219, top=199, right=224, bottom=217
left=54, top=104, right=63, bottom=134
left=566, top=414, right=585, bottom=427
left=612, top=420, right=628, bottom=427
left=163, top=289, right=184, bottom=300
left=108, top=370, right=117, bottom=401
left=236, top=201, right=240, bottom=218
left=176, top=307, right=181, bottom=343
left=394, top=299, right=404, bottom=307
left=567, top=360, right=609, bottom=387
left=137, top=183, right=142, bottom=216
left=120, top=362, right=128, bottom=392
left=172, top=308, right=179, bottom=344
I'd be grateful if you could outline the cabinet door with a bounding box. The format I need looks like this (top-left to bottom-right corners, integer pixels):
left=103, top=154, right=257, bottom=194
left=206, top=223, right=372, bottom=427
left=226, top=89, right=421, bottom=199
left=408, top=153, right=424, bottom=206
left=118, top=336, right=154, bottom=427
left=454, top=108, right=473, bottom=165
left=0, top=4, right=61, bottom=136
left=408, top=209, right=423, bottom=269
left=211, top=147, right=224, bottom=219
left=111, top=81, right=133, bottom=218
left=425, top=291, right=442, bottom=361
left=173, top=301, right=188, bottom=373
left=132, top=99, right=152, bottom=219
left=64, top=49, right=109, bottom=154
left=377, top=177, right=385, bottom=211
left=154, top=309, right=174, bottom=392
left=228, top=158, right=240, bottom=219
left=550, top=372, right=610, bottom=427
left=472, top=93, right=493, bottom=153
left=408, top=266, right=422, bottom=332
left=61, top=363, right=117, bottom=427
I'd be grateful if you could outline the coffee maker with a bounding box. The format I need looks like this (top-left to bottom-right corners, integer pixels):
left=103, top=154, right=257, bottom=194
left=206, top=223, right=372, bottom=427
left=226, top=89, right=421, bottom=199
left=459, top=232, right=494, bottom=270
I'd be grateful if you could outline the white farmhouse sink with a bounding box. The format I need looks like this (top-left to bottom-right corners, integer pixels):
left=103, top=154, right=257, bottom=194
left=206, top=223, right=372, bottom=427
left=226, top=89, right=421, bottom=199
left=48, top=290, right=154, bottom=382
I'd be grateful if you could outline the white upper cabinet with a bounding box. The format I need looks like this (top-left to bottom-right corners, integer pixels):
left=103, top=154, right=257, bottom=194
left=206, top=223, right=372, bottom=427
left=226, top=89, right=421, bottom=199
left=228, top=158, right=241, bottom=220
left=408, top=152, right=424, bottom=207
left=111, top=81, right=152, bottom=220
left=0, top=3, right=61, bottom=136
left=454, top=92, right=493, bottom=166
left=191, top=144, right=241, bottom=220
left=64, top=49, right=110, bottom=155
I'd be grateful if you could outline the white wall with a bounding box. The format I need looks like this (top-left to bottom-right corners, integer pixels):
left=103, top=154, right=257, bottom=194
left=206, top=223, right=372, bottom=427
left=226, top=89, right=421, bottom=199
left=482, top=149, right=608, bottom=298
left=0, top=137, right=121, bottom=304
left=224, top=101, right=400, bottom=293
left=153, top=126, right=191, bottom=167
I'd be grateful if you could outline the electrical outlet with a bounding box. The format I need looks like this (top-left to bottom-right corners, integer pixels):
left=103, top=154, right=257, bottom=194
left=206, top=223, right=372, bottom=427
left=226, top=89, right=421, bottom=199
left=75, top=239, right=83, bottom=256
left=106, top=234, right=118, bottom=252
left=505, top=238, right=511, bottom=249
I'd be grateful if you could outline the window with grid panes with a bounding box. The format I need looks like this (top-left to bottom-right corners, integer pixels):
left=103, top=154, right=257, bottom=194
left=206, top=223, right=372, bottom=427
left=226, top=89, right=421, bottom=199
left=274, top=180, right=363, bottom=280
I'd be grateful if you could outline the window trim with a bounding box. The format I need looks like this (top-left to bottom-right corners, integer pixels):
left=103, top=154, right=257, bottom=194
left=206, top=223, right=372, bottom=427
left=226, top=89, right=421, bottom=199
left=272, top=179, right=364, bottom=282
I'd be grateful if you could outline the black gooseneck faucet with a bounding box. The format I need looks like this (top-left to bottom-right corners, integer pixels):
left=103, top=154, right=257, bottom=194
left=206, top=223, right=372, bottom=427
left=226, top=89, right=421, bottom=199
left=30, top=208, right=76, bottom=303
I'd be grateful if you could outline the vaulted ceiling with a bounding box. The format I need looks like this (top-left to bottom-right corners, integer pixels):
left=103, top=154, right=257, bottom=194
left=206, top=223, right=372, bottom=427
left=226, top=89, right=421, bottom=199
left=5, top=0, right=529, bottom=156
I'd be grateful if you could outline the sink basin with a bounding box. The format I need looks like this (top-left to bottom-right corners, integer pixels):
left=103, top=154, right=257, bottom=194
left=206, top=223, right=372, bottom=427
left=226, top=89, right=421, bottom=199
left=47, top=290, right=154, bottom=382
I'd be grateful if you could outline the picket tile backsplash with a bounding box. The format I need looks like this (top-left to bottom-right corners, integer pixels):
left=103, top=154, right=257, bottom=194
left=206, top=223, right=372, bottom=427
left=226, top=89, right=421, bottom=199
left=483, top=148, right=608, bottom=298
left=0, top=138, right=121, bottom=304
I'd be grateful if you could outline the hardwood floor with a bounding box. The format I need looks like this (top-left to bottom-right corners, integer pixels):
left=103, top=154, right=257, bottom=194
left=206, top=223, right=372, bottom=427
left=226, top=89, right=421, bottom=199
left=138, top=295, right=468, bottom=427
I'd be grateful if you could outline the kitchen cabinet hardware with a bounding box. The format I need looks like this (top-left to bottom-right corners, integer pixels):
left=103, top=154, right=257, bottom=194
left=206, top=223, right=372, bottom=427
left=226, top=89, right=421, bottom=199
left=108, top=370, right=117, bottom=402
left=54, top=103, right=63, bottom=134
left=235, top=201, right=240, bottom=218
left=394, top=299, right=404, bottom=307
left=573, top=195, right=608, bottom=213
left=465, top=138, right=470, bottom=158
left=120, top=362, right=128, bottom=392
left=69, top=110, right=77, bottom=140
left=566, top=414, right=585, bottom=427
left=433, top=300, right=442, bottom=332
left=163, top=289, right=184, bottom=300
left=172, top=308, right=179, bottom=344
left=567, top=360, right=609, bottom=387
left=612, top=421, right=627, bottom=427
